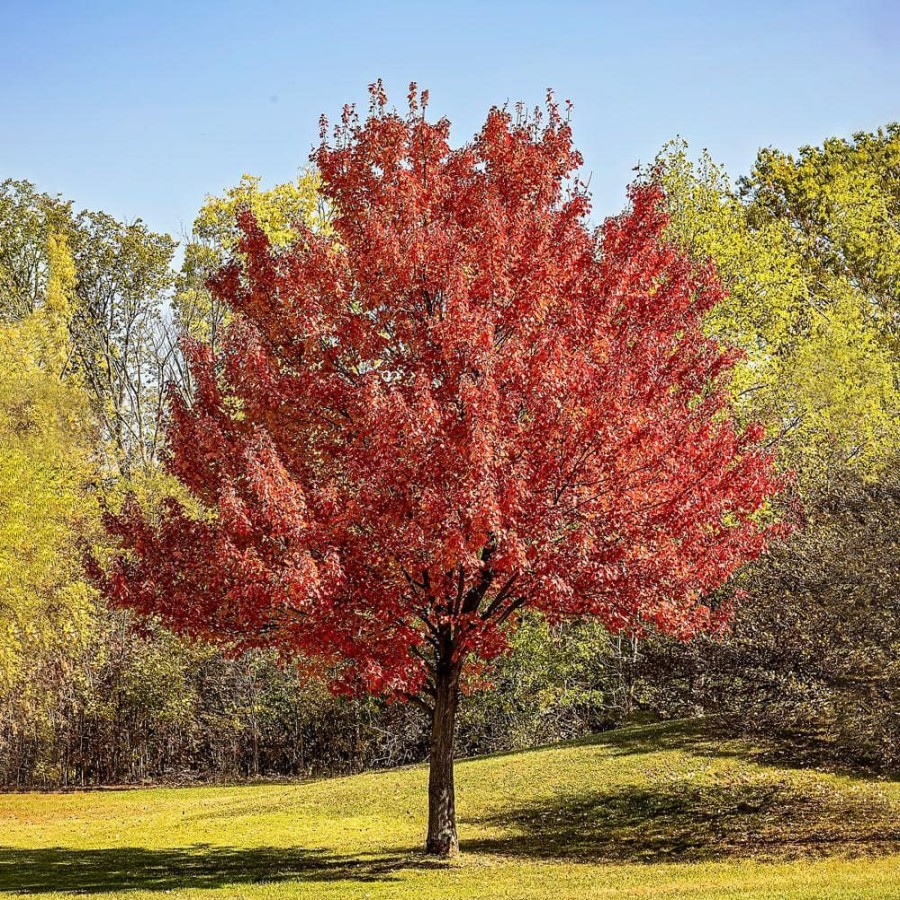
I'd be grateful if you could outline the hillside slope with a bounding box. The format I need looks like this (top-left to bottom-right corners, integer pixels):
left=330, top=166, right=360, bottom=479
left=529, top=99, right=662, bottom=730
left=2, top=720, right=900, bottom=899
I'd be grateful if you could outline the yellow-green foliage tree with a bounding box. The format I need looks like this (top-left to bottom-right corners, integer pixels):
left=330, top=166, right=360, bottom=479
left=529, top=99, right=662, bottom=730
left=748, top=125, right=899, bottom=350
left=655, top=135, right=899, bottom=483
left=0, top=179, right=73, bottom=322
left=0, top=235, right=97, bottom=692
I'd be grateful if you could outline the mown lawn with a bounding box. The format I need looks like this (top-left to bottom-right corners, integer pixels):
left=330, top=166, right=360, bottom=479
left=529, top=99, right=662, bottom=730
left=2, top=720, right=900, bottom=898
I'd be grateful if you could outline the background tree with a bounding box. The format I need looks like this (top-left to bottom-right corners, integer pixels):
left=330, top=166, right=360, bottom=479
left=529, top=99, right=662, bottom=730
left=0, top=181, right=180, bottom=477
left=747, top=125, right=899, bottom=350
left=95, top=88, right=782, bottom=855
left=654, top=138, right=899, bottom=483
left=0, top=180, right=73, bottom=321
left=69, top=212, right=178, bottom=477
left=0, top=234, right=97, bottom=693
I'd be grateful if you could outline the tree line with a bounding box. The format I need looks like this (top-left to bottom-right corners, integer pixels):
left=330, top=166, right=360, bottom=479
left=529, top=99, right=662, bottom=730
left=1, top=113, right=897, bottom=789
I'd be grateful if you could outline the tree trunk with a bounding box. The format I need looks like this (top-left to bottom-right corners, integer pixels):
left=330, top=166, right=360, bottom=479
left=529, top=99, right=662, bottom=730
left=425, top=661, right=460, bottom=857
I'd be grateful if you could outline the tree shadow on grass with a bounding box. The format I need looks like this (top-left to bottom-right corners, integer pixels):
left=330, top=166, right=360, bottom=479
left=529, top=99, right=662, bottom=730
left=462, top=776, right=900, bottom=864
left=0, top=845, right=432, bottom=894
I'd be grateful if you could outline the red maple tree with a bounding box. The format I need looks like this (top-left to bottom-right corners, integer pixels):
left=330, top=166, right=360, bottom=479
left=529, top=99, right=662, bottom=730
left=94, top=84, right=783, bottom=855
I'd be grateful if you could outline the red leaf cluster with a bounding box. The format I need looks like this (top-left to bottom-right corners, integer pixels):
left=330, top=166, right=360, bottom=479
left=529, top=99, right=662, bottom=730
left=94, top=87, right=783, bottom=700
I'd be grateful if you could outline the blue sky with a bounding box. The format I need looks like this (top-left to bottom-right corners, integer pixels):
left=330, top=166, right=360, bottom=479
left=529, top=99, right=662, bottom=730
left=2, top=0, right=898, bottom=242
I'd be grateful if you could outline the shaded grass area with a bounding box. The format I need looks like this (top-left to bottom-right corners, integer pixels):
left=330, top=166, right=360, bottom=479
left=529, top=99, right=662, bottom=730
left=3, top=720, right=900, bottom=898
left=0, top=846, right=420, bottom=893
left=466, top=777, right=900, bottom=862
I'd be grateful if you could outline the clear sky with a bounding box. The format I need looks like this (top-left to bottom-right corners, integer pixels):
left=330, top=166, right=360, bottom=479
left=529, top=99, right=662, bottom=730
left=2, top=0, right=898, bottom=242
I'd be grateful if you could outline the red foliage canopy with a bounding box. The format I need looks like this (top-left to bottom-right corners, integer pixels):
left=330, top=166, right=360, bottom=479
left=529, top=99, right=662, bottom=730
left=95, top=86, right=782, bottom=702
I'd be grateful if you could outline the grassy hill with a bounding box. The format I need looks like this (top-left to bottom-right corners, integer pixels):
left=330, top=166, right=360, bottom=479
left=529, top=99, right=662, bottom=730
left=2, top=720, right=900, bottom=899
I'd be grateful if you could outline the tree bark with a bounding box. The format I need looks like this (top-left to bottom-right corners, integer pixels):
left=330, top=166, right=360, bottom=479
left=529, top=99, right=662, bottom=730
left=425, top=658, right=460, bottom=856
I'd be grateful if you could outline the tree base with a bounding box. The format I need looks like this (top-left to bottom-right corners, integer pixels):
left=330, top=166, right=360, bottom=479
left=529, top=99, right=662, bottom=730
left=425, top=834, right=459, bottom=858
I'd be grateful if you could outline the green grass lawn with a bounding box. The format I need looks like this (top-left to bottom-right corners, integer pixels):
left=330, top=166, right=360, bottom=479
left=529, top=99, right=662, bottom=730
left=3, top=720, right=900, bottom=898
